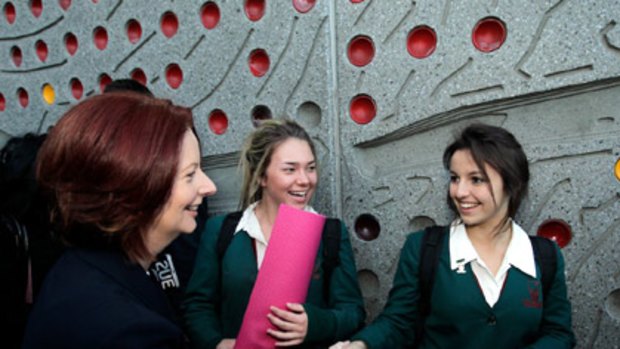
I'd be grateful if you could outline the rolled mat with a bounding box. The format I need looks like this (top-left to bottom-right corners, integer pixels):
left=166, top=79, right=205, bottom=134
left=234, top=204, right=326, bottom=349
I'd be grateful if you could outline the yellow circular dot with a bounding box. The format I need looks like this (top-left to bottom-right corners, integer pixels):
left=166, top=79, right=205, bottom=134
left=42, top=83, right=55, bottom=105
left=615, top=158, right=620, bottom=181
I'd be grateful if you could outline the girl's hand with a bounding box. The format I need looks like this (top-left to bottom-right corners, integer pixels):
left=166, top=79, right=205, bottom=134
left=215, top=338, right=236, bottom=349
left=329, top=341, right=367, bottom=349
left=267, top=303, right=308, bottom=346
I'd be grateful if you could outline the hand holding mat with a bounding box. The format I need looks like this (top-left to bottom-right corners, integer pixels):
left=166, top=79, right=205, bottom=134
left=234, top=204, right=326, bottom=349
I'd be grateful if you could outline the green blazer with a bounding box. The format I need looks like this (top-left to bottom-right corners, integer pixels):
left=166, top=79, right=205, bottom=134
left=352, top=229, right=575, bottom=349
left=183, top=214, right=365, bottom=349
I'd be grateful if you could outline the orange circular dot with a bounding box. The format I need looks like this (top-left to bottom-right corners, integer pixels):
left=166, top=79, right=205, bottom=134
left=251, top=105, right=272, bottom=127
left=293, top=0, right=316, bottom=13
left=244, top=0, right=265, bottom=22
left=64, top=32, right=78, bottom=56
left=347, top=35, right=374, bottom=67
left=93, top=26, right=108, bottom=50
left=201, top=2, right=220, bottom=29
left=30, top=0, right=43, bottom=18
left=208, top=109, right=229, bottom=135
left=126, top=19, right=142, bottom=44
left=98, top=73, right=112, bottom=93
left=58, top=0, right=71, bottom=11
left=248, top=49, right=270, bottom=77
left=354, top=213, right=380, bottom=241
left=614, top=158, right=620, bottom=181
left=165, top=63, right=183, bottom=89
left=472, top=17, right=506, bottom=53
left=70, top=78, right=83, bottom=100
left=407, top=25, right=437, bottom=59
left=11, top=46, right=22, bottom=67
left=17, top=88, right=29, bottom=108
left=537, top=219, right=571, bottom=248
left=42, top=83, right=55, bottom=105
left=161, top=11, right=179, bottom=38
left=0, top=93, right=6, bottom=111
left=4, top=2, right=16, bottom=24
left=350, top=94, right=376, bottom=124
left=35, top=40, right=48, bottom=62
left=130, top=68, right=147, bottom=86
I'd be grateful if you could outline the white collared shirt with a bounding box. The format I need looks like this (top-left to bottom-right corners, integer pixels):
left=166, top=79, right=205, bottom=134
left=449, top=220, right=537, bottom=307
left=234, top=202, right=317, bottom=269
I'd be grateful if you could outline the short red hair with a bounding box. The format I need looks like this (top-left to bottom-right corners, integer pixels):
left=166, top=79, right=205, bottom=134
left=36, top=93, right=195, bottom=263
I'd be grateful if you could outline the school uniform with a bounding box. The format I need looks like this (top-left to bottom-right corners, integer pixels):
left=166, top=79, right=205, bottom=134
left=352, top=222, right=575, bottom=349
left=183, top=204, right=365, bottom=349
left=22, top=247, right=186, bottom=349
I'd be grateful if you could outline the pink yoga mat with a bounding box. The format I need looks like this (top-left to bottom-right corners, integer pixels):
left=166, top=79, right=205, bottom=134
left=234, top=204, right=326, bottom=349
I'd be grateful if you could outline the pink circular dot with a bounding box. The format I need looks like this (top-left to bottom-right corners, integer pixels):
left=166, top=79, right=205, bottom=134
left=130, top=68, right=147, bottom=86
left=11, top=46, right=22, bottom=67
left=17, top=88, right=29, bottom=108
left=347, top=35, right=375, bottom=67
left=93, top=26, right=108, bottom=50
left=4, top=2, right=16, bottom=24
left=126, top=19, right=142, bottom=44
left=99, top=73, right=112, bottom=93
left=30, top=0, right=43, bottom=18
left=0, top=93, right=5, bottom=111
left=35, top=40, right=48, bottom=62
left=58, top=0, right=71, bottom=11
left=161, top=11, right=179, bottom=38
left=248, top=49, right=270, bottom=77
left=64, top=32, right=78, bottom=56
left=293, top=0, right=316, bottom=13
left=208, top=109, right=229, bottom=135
left=70, top=78, right=83, bottom=100
left=244, top=0, right=265, bottom=22
left=201, top=2, right=220, bottom=29
left=537, top=219, right=572, bottom=248
left=472, top=17, right=506, bottom=52
left=165, top=63, right=183, bottom=89
left=407, top=25, right=437, bottom=59
left=349, top=94, right=376, bottom=124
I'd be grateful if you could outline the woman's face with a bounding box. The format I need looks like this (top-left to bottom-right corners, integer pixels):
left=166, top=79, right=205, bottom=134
left=260, top=137, right=317, bottom=210
left=449, top=149, right=509, bottom=232
left=152, top=130, right=217, bottom=238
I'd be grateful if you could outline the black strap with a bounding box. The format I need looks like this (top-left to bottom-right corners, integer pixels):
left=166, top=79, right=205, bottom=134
left=529, top=235, right=557, bottom=299
left=415, top=225, right=447, bottom=348
left=216, top=211, right=243, bottom=261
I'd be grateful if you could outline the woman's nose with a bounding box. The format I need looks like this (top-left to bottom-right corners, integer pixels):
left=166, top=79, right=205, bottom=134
left=198, top=170, right=217, bottom=197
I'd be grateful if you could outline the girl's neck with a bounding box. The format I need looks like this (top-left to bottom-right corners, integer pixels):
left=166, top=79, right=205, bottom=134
left=255, top=200, right=278, bottom=241
left=466, top=217, right=512, bottom=245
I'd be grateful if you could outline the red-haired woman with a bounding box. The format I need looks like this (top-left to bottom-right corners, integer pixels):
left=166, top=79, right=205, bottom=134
left=22, top=93, right=217, bottom=349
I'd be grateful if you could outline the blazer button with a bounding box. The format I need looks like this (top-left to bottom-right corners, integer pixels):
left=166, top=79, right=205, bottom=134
left=487, top=315, right=497, bottom=326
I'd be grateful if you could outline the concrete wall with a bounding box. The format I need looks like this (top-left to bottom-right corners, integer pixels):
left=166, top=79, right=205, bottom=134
left=1, top=1, right=618, bottom=347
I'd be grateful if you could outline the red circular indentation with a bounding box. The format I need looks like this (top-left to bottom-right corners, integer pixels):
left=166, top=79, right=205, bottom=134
left=4, top=2, right=16, bottom=24
left=126, top=19, right=142, bottom=44
left=200, top=2, right=220, bottom=29
left=347, top=35, right=374, bottom=67
left=161, top=11, right=179, bottom=38
left=93, top=26, right=108, bottom=50
left=208, top=109, right=229, bottom=135
left=35, top=40, right=48, bottom=62
left=70, top=78, right=83, bottom=100
left=244, top=0, right=265, bottom=22
left=407, top=25, right=437, bottom=59
left=537, top=219, right=571, bottom=248
left=248, top=49, right=270, bottom=77
left=251, top=105, right=272, bottom=127
left=130, top=68, right=147, bottom=86
left=354, top=213, right=380, bottom=241
left=17, top=88, right=29, bottom=108
left=0, top=93, right=5, bottom=111
left=165, top=63, right=183, bottom=89
left=99, top=73, right=112, bottom=93
left=58, top=0, right=71, bottom=11
left=472, top=17, right=506, bottom=53
left=293, top=0, right=316, bottom=13
left=64, top=32, right=78, bottom=56
left=349, top=94, right=376, bottom=124
left=11, top=46, right=22, bottom=67
left=31, top=0, right=43, bottom=18
left=350, top=0, right=365, bottom=3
